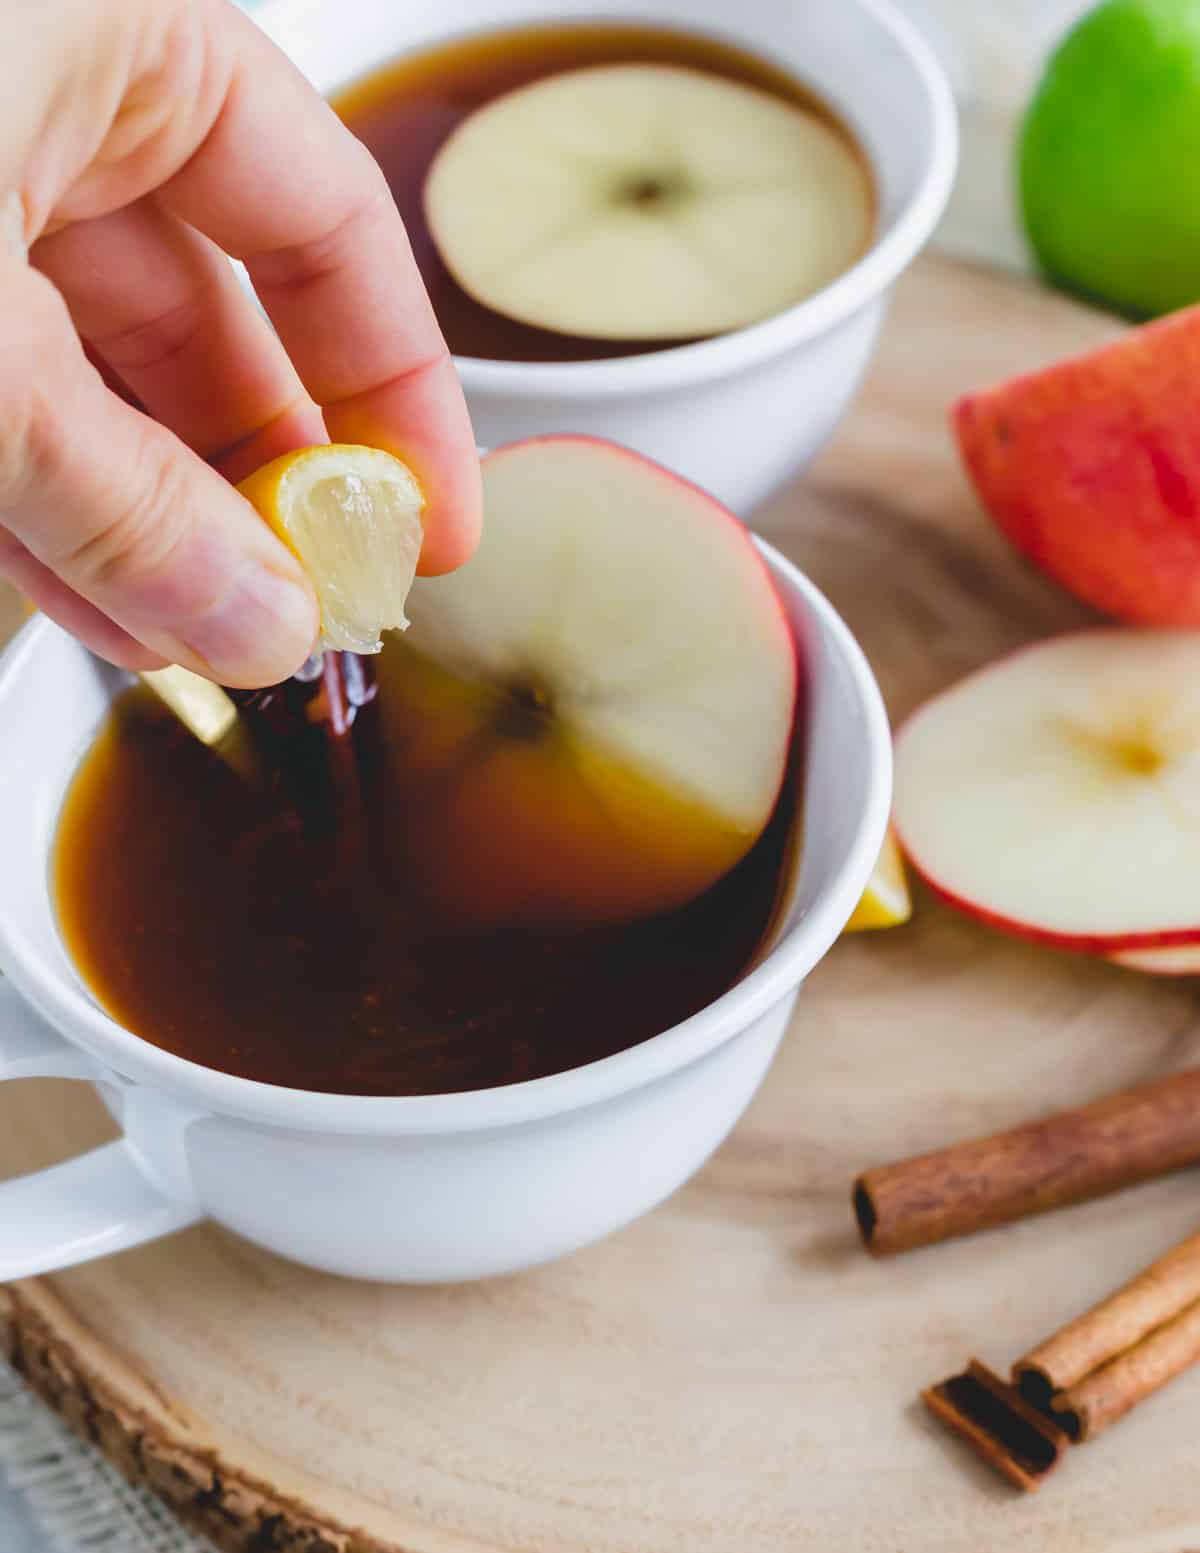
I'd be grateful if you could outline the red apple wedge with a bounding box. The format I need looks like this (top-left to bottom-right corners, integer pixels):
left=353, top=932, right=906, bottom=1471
left=379, top=436, right=798, bottom=923
left=954, top=305, right=1200, bottom=625
left=892, top=630, right=1200, bottom=951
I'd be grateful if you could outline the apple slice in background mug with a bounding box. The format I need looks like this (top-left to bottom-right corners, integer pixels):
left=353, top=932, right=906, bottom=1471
left=424, top=63, right=874, bottom=341
left=892, top=630, right=1200, bottom=953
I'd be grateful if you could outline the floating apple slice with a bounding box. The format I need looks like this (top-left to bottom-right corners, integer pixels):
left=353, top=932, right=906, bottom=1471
left=954, top=306, right=1200, bottom=626
left=424, top=64, right=873, bottom=342
left=893, top=630, right=1200, bottom=951
left=1108, top=945, right=1200, bottom=975
left=381, top=436, right=797, bottom=923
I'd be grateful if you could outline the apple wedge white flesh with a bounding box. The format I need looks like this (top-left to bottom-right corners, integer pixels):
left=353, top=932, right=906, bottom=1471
left=1108, top=945, right=1200, bottom=975
left=386, top=436, right=797, bottom=923
left=424, top=64, right=873, bottom=342
left=893, top=630, right=1200, bottom=950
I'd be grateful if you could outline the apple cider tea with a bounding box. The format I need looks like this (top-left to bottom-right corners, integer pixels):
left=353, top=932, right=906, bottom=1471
left=54, top=641, right=799, bottom=1097
left=334, top=22, right=876, bottom=361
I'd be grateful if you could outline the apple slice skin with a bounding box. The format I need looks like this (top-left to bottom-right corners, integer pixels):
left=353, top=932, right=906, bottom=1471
left=909, top=873, right=1200, bottom=957
left=892, top=629, right=1200, bottom=953
left=954, top=305, right=1200, bottom=626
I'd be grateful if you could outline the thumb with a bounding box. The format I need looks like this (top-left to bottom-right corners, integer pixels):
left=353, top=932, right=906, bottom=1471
left=0, top=259, right=318, bottom=688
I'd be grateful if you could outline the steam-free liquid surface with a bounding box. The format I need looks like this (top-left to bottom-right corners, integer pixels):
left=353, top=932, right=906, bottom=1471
left=54, top=643, right=797, bottom=1096
left=333, top=21, right=874, bottom=361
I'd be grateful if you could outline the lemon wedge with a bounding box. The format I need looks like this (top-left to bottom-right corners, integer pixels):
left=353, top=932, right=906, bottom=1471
left=238, top=444, right=425, bottom=655
left=845, top=826, right=912, bottom=932
left=140, top=666, right=239, bottom=747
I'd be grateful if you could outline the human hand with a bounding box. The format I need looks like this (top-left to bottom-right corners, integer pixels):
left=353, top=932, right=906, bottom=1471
left=0, top=0, right=481, bottom=687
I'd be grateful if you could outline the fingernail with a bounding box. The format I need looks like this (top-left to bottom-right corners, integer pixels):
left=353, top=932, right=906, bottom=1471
left=181, top=564, right=318, bottom=686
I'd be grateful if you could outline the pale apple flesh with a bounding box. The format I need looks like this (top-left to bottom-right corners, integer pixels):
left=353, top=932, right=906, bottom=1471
left=424, top=64, right=873, bottom=342
left=382, top=436, right=797, bottom=923
left=1108, top=945, right=1200, bottom=975
left=893, top=631, right=1200, bottom=950
left=954, top=305, right=1200, bottom=627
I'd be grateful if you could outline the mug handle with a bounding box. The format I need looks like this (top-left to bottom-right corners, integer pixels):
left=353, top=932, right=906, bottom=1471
left=0, top=979, right=202, bottom=1279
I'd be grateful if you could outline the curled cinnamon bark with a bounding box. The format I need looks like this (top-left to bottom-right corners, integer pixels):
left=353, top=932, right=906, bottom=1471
left=921, top=1360, right=1069, bottom=1492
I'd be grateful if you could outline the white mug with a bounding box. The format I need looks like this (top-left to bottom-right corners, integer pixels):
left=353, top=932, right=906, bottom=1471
left=251, top=0, right=957, bottom=514
left=0, top=546, right=890, bottom=1283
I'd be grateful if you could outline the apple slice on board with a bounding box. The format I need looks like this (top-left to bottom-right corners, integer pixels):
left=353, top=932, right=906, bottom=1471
left=378, top=436, right=797, bottom=923
left=892, top=630, right=1200, bottom=951
left=1108, top=945, right=1200, bottom=976
left=954, top=305, right=1200, bottom=626
left=424, top=64, right=873, bottom=342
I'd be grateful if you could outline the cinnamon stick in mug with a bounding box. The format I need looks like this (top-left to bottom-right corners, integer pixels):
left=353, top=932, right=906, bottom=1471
left=853, top=1069, right=1200, bottom=1256
left=1014, top=1230, right=1200, bottom=1441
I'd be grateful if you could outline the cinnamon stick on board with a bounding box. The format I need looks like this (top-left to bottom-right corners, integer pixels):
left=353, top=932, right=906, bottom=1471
left=1014, top=1229, right=1200, bottom=1441
left=921, top=1360, right=1069, bottom=1492
left=853, top=1068, right=1200, bottom=1256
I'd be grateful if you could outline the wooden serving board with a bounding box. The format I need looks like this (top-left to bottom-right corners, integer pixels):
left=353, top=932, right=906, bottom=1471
left=5, top=255, right=1200, bottom=1553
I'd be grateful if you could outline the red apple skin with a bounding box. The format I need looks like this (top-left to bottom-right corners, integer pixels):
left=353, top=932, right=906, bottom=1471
left=953, top=305, right=1200, bottom=625
left=486, top=433, right=788, bottom=578
left=905, top=866, right=1200, bottom=956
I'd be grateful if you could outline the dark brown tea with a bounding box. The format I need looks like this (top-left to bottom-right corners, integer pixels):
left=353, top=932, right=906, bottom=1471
left=333, top=21, right=874, bottom=362
left=54, top=642, right=798, bottom=1097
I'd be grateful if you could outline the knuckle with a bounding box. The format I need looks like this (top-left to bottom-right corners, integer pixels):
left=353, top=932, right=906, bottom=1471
left=92, top=294, right=203, bottom=375
left=55, top=440, right=188, bottom=595
left=252, top=164, right=392, bottom=295
left=0, top=269, right=201, bottom=617
left=0, top=267, right=93, bottom=512
left=0, top=281, right=53, bottom=506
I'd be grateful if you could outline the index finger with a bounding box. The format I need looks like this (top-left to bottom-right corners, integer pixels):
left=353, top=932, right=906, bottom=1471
left=160, top=4, right=480, bottom=576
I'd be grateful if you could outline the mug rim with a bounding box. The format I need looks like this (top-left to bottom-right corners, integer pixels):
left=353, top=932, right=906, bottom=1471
left=0, top=543, right=891, bottom=1136
left=251, top=0, right=958, bottom=399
